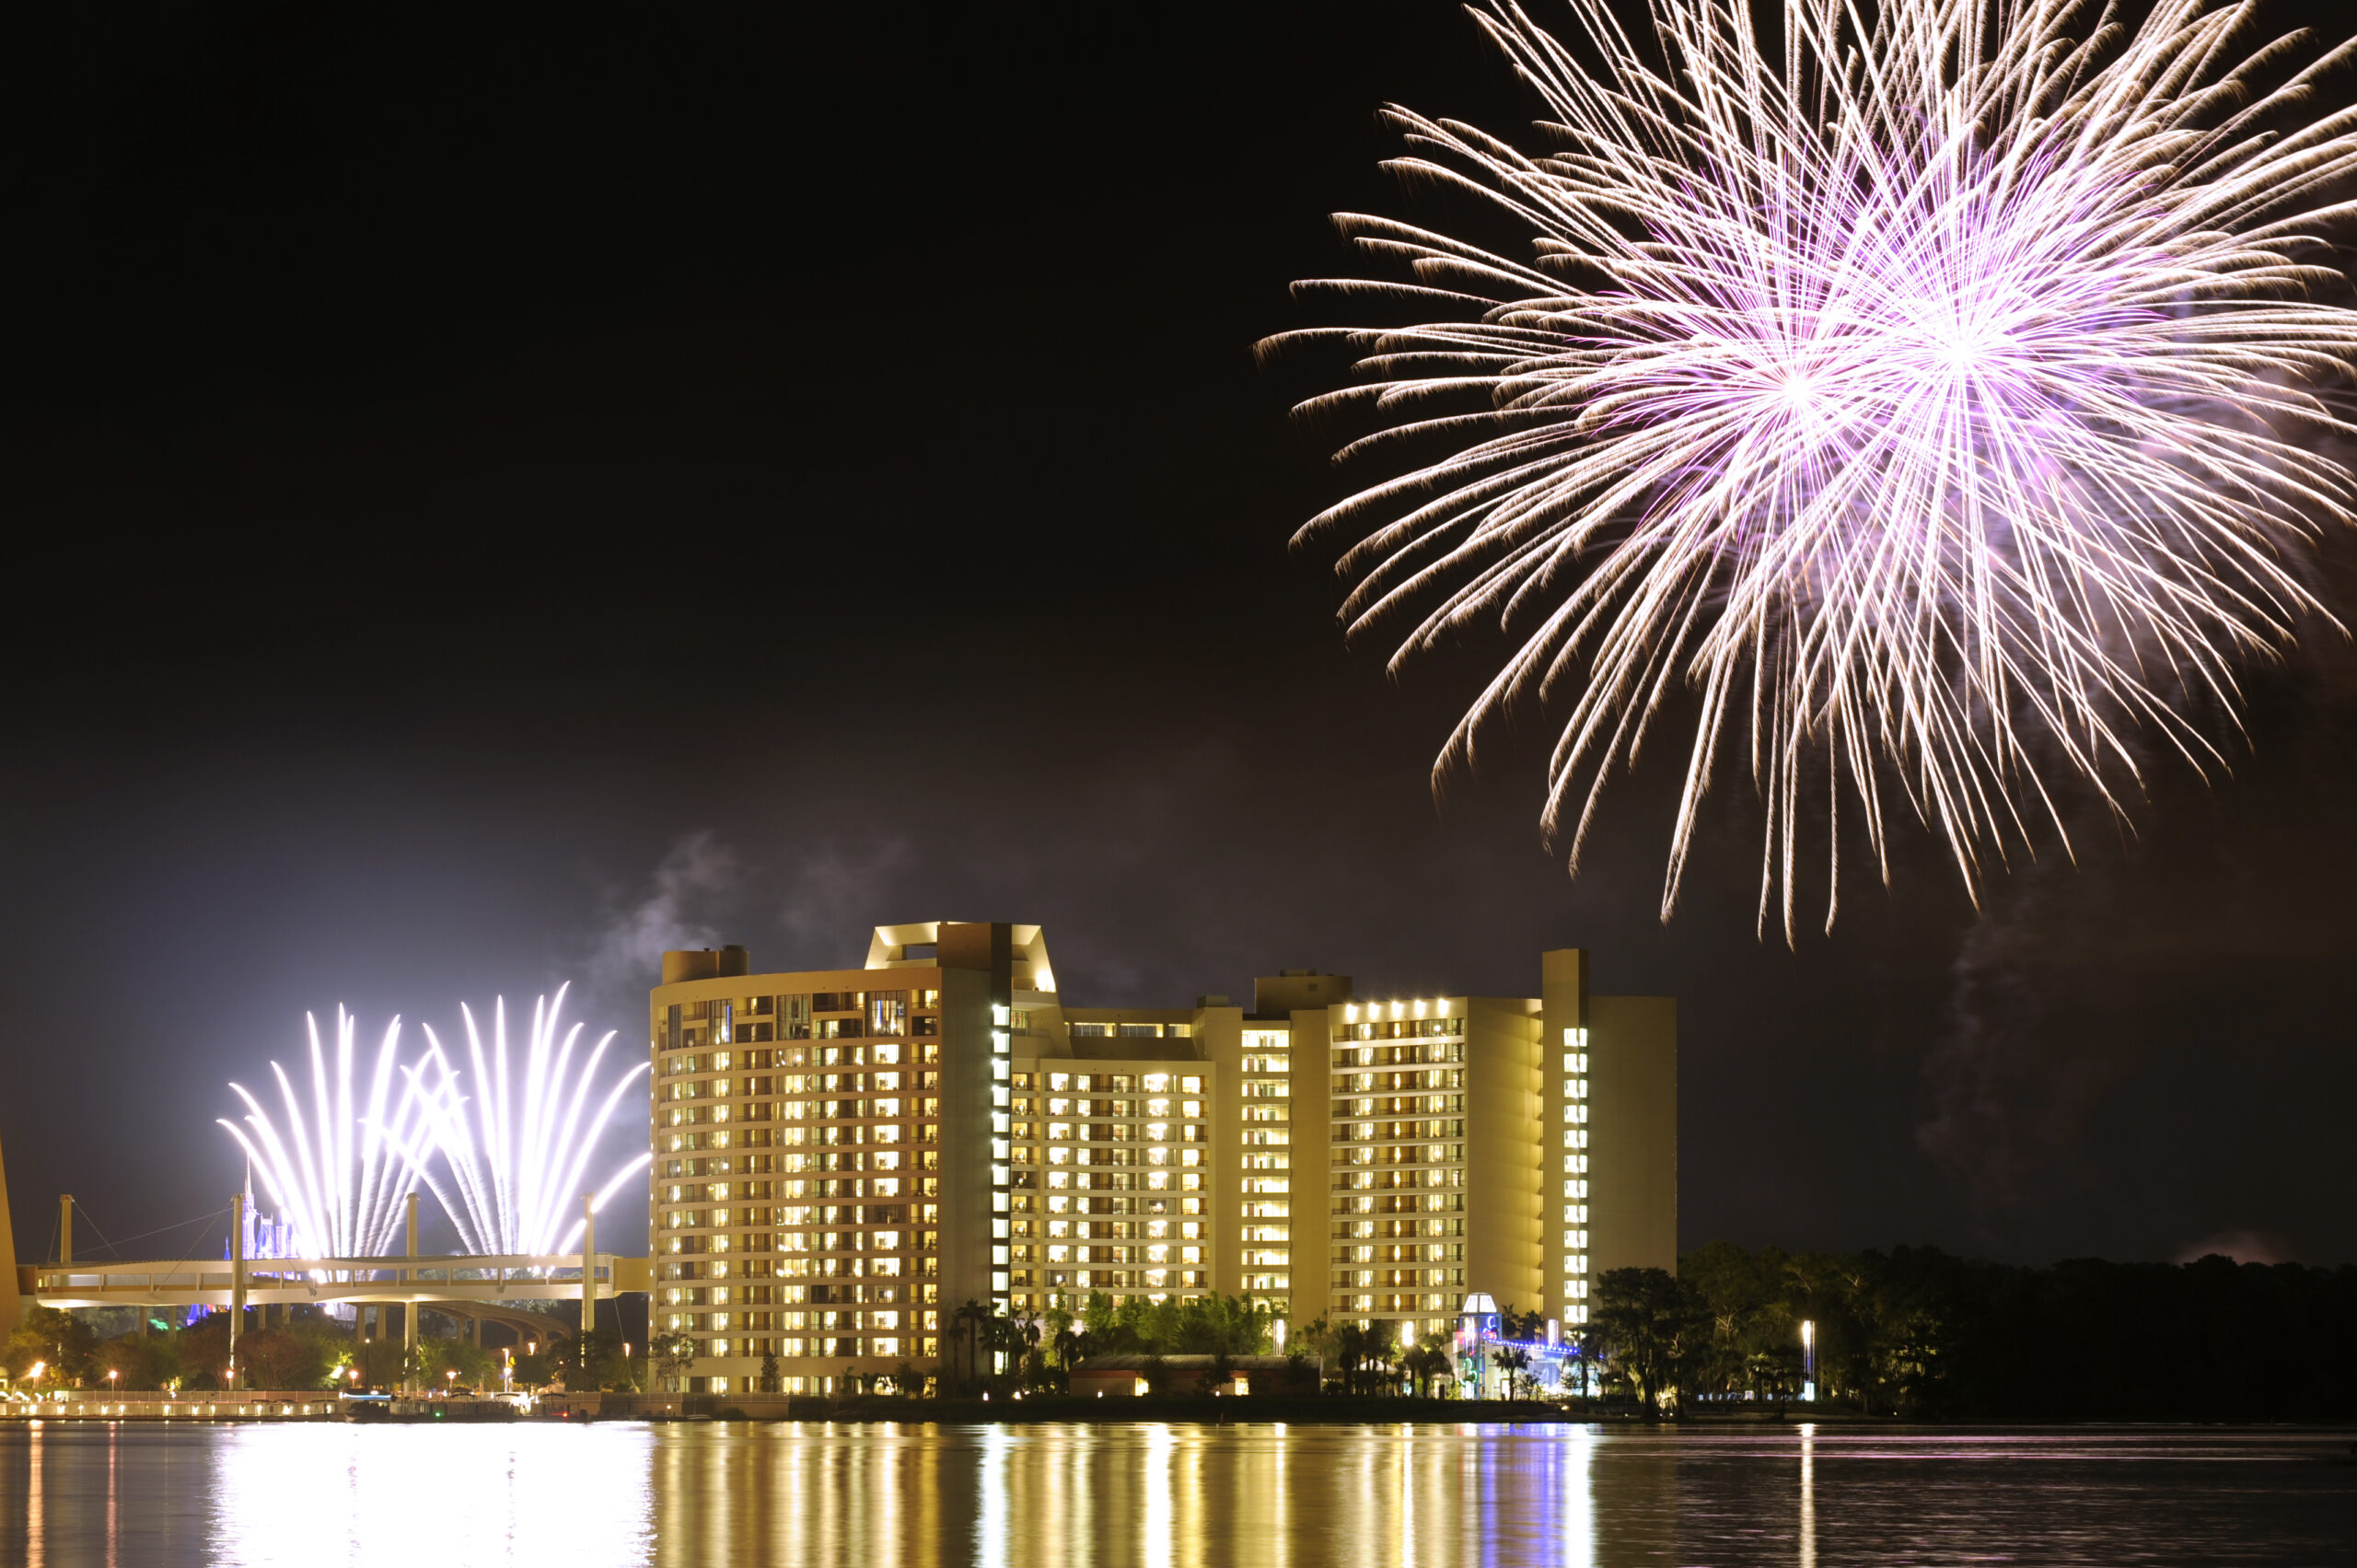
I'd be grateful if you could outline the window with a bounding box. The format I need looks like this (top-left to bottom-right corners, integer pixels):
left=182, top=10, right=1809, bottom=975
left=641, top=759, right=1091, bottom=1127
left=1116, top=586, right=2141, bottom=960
left=868, top=992, right=910, bottom=1036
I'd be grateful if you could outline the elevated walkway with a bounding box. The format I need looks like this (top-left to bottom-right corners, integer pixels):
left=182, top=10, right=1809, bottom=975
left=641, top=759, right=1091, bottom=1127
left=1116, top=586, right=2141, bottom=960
left=27, top=1253, right=654, bottom=1312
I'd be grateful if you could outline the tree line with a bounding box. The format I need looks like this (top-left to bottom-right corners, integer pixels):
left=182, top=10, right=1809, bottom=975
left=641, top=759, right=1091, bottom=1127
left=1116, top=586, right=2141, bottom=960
left=2, top=1304, right=644, bottom=1394
left=14, top=1245, right=2352, bottom=1415
left=1585, top=1244, right=2357, bottom=1419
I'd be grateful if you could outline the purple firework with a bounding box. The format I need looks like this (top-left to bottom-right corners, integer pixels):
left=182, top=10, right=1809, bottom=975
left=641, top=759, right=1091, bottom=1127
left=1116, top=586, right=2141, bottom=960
left=1266, top=0, right=2357, bottom=935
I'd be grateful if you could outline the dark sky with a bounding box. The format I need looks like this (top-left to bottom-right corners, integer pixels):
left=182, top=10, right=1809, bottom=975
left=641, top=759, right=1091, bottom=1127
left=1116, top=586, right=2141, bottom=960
left=1, top=0, right=2351, bottom=1272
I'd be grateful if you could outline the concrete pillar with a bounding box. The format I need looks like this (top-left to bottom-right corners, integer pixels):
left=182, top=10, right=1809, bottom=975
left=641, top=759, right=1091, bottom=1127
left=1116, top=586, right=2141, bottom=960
left=59, top=1195, right=72, bottom=1265
left=580, top=1194, right=596, bottom=1335
left=229, top=1191, right=246, bottom=1390
left=403, top=1193, right=420, bottom=1392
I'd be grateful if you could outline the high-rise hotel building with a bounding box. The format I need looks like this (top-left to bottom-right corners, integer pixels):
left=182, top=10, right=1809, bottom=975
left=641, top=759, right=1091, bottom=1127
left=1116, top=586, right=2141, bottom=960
left=648, top=922, right=1674, bottom=1393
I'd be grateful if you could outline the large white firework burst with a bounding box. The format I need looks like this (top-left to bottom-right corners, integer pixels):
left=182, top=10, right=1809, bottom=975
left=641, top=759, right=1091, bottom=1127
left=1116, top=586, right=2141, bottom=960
left=1267, top=0, right=2357, bottom=935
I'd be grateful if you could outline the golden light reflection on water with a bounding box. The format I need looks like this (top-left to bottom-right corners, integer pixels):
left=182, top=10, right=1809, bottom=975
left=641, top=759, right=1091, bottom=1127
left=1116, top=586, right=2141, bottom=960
left=644, top=1421, right=1599, bottom=1568
left=4, top=1418, right=2350, bottom=1566
left=24, top=1422, right=41, bottom=1568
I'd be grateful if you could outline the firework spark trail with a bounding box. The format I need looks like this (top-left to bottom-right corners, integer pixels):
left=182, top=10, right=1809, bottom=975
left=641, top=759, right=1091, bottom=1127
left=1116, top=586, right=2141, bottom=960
left=1264, top=0, right=2357, bottom=935
left=406, top=985, right=652, bottom=1256
left=218, top=1009, right=436, bottom=1260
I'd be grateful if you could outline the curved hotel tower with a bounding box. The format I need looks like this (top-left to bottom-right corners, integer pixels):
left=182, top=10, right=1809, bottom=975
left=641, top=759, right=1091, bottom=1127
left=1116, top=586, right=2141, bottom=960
left=648, top=923, right=1674, bottom=1395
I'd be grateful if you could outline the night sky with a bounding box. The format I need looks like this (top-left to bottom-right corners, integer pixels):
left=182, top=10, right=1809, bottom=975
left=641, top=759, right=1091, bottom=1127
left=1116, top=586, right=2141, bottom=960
left=1, top=0, right=2351, bottom=1271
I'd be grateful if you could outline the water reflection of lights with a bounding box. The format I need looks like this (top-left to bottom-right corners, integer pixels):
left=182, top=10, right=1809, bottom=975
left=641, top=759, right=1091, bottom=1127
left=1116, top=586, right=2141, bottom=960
left=211, top=1423, right=653, bottom=1567
left=105, top=1424, right=118, bottom=1568
left=7, top=1418, right=1596, bottom=1568
left=1399, top=1428, right=1413, bottom=1568
left=1799, top=1423, right=1817, bottom=1568
left=1144, top=1424, right=1174, bottom=1568
left=25, top=1422, right=41, bottom=1568
left=979, top=1425, right=1010, bottom=1568
left=1556, top=1424, right=1598, bottom=1568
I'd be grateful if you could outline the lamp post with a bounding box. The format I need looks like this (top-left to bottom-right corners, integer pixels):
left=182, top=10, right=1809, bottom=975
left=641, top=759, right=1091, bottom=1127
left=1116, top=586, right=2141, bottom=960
left=1800, top=1320, right=1817, bottom=1403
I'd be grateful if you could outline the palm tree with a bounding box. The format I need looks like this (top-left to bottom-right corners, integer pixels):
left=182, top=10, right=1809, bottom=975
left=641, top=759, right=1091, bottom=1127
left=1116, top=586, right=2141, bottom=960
left=1402, top=1335, right=1453, bottom=1398
left=950, top=1299, right=991, bottom=1392
left=1364, top=1323, right=1400, bottom=1396
left=988, top=1313, right=1029, bottom=1388
left=1493, top=1345, right=1532, bottom=1401
left=1333, top=1323, right=1368, bottom=1396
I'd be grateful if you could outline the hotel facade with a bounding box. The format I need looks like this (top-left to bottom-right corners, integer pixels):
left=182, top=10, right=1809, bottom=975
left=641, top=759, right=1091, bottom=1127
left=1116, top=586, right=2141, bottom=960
left=648, top=923, right=1675, bottom=1394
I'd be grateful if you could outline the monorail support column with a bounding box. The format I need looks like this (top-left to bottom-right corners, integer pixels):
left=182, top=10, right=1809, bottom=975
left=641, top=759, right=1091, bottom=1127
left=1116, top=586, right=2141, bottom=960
left=228, top=1191, right=246, bottom=1390
left=580, top=1194, right=595, bottom=1336
left=404, top=1192, right=420, bottom=1392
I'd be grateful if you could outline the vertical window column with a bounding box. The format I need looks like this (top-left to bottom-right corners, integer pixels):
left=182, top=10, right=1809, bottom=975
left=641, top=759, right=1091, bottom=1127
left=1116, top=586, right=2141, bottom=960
left=1561, top=1027, right=1591, bottom=1325
left=991, top=1005, right=1013, bottom=1314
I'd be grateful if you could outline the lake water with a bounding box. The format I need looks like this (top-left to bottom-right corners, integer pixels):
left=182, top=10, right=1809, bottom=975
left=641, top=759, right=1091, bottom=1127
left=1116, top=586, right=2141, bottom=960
left=0, top=1420, right=2350, bottom=1566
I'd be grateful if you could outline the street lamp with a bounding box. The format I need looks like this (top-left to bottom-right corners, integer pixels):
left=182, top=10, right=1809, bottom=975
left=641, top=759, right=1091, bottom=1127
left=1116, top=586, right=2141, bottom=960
left=1800, top=1320, right=1817, bottom=1402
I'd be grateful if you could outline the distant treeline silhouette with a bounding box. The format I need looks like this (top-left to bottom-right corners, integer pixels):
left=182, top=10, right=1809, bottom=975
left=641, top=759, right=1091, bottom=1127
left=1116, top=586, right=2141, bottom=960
left=1583, top=1243, right=2357, bottom=1420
